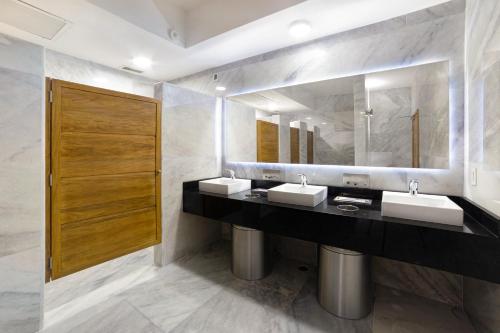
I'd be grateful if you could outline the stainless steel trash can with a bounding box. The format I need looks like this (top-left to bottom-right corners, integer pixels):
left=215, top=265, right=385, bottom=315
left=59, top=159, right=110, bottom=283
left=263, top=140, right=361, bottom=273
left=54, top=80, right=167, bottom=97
left=318, top=245, right=372, bottom=319
left=232, top=225, right=272, bottom=280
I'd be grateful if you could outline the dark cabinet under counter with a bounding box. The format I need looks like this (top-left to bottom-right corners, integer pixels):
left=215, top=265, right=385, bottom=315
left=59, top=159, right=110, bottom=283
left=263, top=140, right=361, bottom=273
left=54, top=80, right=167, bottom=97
left=183, top=179, right=500, bottom=284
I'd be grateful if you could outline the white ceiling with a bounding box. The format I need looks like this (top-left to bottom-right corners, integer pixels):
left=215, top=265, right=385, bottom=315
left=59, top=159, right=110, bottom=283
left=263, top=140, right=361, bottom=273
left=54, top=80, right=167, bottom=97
left=0, top=0, right=450, bottom=81
left=165, top=0, right=207, bottom=11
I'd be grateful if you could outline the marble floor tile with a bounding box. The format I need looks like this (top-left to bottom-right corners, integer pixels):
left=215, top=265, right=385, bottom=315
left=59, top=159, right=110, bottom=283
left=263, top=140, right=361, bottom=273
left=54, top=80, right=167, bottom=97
left=373, top=286, right=476, bottom=333
left=169, top=280, right=297, bottom=333
left=44, top=241, right=478, bottom=333
left=118, top=243, right=235, bottom=332
left=289, top=276, right=373, bottom=333
left=41, top=299, right=163, bottom=333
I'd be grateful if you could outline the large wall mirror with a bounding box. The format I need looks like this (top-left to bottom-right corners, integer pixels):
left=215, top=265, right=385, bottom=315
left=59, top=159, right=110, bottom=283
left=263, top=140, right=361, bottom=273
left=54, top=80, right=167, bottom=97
left=226, top=61, right=450, bottom=169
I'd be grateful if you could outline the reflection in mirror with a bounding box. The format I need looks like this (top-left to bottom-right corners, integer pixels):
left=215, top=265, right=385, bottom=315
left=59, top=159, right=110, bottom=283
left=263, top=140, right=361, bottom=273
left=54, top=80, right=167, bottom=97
left=226, top=61, right=449, bottom=169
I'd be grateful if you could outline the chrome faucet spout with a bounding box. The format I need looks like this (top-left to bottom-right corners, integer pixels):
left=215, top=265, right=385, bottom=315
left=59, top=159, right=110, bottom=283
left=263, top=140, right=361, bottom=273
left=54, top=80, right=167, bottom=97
left=225, top=169, right=236, bottom=180
left=298, top=173, right=308, bottom=187
left=408, top=179, right=419, bottom=196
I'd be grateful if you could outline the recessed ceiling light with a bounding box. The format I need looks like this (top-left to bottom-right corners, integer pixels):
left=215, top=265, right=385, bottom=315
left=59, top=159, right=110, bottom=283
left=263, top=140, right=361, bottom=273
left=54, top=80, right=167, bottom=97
left=365, top=78, right=386, bottom=89
left=132, top=56, right=152, bottom=70
left=305, top=117, right=312, bottom=120
left=215, top=86, right=226, bottom=91
left=289, top=20, right=312, bottom=38
left=321, top=122, right=327, bottom=125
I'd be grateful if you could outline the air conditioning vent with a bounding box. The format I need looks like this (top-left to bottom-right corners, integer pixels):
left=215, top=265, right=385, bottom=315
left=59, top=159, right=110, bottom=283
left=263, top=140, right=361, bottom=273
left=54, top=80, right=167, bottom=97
left=120, top=66, right=143, bottom=74
left=0, top=0, right=67, bottom=40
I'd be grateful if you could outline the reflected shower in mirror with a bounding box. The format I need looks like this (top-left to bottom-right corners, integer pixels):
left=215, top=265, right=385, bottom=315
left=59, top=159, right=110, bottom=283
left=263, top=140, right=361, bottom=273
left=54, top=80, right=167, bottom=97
left=226, top=61, right=449, bottom=169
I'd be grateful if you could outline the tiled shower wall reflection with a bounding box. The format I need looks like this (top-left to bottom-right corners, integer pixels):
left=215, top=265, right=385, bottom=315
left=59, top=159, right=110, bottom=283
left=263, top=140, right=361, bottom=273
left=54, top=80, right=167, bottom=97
left=464, top=0, right=500, bottom=332
left=0, top=35, right=44, bottom=333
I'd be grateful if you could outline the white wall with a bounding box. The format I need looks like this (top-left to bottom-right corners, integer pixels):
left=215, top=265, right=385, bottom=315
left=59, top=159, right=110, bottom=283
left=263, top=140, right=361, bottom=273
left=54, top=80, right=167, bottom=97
left=0, top=34, right=44, bottom=333
left=464, top=0, right=500, bottom=217
left=463, top=0, right=500, bottom=332
left=226, top=100, right=257, bottom=163
left=45, top=50, right=157, bottom=97
left=154, top=83, right=222, bottom=265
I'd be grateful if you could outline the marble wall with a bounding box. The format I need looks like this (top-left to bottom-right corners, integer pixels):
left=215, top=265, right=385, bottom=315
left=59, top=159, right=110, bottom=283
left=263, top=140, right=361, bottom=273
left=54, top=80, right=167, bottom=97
left=226, top=101, right=256, bottom=163
left=45, top=50, right=157, bottom=97
left=414, top=61, right=450, bottom=169
left=0, top=35, right=44, bottom=333
left=172, top=0, right=465, bottom=196
left=368, top=87, right=412, bottom=167
left=463, top=0, right=500, bottom=332
left=464, top=0, right=500, bottom=216
left=154, top=83, right=222, bottom=265
left=313, top=94, right=355, bottom=165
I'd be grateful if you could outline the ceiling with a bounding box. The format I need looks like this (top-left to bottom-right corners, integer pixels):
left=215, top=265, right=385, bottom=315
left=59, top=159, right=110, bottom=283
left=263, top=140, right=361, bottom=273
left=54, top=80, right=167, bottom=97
left=0, top=0, right=450, bottom=81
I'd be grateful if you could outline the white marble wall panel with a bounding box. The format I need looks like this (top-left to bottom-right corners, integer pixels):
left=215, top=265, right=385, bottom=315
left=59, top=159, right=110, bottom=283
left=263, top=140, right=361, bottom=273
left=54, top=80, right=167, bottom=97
left=483, top=62, right=500, bottom=171
left=173, top=0, right=465, bottom=196
left=464, top=0, right=500, bottom=216
left=463, top=0, right=500, bottom=332
left=45, top=50, right=156, bottom=97
left=369, top=87, right=412, bottom=168
left=275, top=115, right=291, bottom=163
left=414, top=61, right=450, bottom=169
left=226, top=101, right=256, bottom=162
left=298, top=121, right=307, bottom=164
left=0, top=34, right=44, bottom=333
left=354, top=76, right=369, bottom=167
left=154, top=83, right=221, bottom=266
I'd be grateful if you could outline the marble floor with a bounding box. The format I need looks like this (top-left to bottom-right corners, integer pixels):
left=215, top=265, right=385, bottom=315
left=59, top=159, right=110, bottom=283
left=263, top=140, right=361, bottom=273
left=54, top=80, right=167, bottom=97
left=42, top=242, right=477, bottom=333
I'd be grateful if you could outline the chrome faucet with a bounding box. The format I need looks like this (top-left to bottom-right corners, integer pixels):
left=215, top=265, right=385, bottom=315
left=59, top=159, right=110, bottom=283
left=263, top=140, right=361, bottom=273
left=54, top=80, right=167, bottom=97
left=225, top=169, right=236, bottom=180
left=408, top=179, right=419, bottom=196
left=298, top=173, right=308, bottom=187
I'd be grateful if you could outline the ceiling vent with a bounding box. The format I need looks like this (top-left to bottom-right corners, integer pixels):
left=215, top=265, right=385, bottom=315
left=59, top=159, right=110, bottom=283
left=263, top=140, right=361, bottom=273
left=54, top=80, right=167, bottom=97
left=0, top=0, right=67, bottom=40
left=120, top=66, right=143, bottom=74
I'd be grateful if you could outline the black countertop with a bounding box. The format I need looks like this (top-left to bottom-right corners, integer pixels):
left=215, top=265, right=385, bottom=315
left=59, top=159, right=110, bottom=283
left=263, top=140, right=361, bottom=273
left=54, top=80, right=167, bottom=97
left=183, top=179, right=500, bottom=283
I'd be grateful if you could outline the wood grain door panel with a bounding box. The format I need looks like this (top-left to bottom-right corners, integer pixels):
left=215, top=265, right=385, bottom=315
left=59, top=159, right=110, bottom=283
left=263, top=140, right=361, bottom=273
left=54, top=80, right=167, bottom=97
left=256, top=120, right=279, bottom=163
left=58, top=173, right=156, bottom=224
left=49, top=79, right=161, bottom=279
left=59, top=132, right=156, bottom=177
left=60, top=208, right=157, bottom=275
left=60, top=87, right=157, bottom=135
left=307, top=131, right=313, bottom=164
left=290, top=127, right=299, bottom=164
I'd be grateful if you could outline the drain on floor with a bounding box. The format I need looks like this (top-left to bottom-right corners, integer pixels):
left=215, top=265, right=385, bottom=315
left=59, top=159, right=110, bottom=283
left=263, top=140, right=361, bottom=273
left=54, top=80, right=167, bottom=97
left=298, top=265, right=309, bottom=272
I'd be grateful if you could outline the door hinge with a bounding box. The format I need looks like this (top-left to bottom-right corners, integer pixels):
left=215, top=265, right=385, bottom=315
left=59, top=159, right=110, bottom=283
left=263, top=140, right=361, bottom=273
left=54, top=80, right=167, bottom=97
left=49, top=173, right=53, bottom=187
left=49, top=90, right=53, bottom=103
left=48, top=257, right=53, bottom=270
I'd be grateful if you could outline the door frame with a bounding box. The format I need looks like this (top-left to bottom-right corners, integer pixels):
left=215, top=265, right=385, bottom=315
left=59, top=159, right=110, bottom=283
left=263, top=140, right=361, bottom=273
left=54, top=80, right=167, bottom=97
left=45, top=78, right=162, bottom=281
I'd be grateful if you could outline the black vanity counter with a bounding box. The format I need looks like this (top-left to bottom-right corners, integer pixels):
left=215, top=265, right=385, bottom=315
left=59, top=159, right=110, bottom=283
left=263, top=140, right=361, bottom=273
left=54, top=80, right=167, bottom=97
left=183, top=179, right=500, bottom=284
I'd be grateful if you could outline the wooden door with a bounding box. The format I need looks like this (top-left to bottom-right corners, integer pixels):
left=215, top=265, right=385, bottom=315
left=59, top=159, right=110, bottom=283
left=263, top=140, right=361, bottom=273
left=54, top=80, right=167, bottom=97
left=48, top=79, right=161, bottom=279
left=307, top=131, right=314, bottom=164
left=290, top=127, right=299, bottom=164
left=256, top=120, right=279, bottom=163
left=412, top=110, right=420, bottom=168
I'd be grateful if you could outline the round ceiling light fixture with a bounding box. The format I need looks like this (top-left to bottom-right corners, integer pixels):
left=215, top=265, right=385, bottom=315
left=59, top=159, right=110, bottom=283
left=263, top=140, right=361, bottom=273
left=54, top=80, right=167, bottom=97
left=132, top=56, right=153, bottom=70
left=215, top=86, right=226, bottom=91
left=289, top=20, right=312, bottom=38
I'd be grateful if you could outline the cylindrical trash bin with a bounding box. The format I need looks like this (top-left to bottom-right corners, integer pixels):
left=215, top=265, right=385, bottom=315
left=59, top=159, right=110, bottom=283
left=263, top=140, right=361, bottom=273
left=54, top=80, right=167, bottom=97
left=232, top=225, right=272, bottom=280
left=318, top=245, right=372, bottom=319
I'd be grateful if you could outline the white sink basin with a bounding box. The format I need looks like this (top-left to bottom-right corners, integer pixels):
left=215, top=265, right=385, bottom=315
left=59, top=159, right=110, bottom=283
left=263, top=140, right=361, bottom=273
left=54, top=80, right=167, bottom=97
left=268, top=183, right=328, bottom=207
left=199, top=178, right=251, bottom=195
left=381, top=191, right=463, bottom=226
